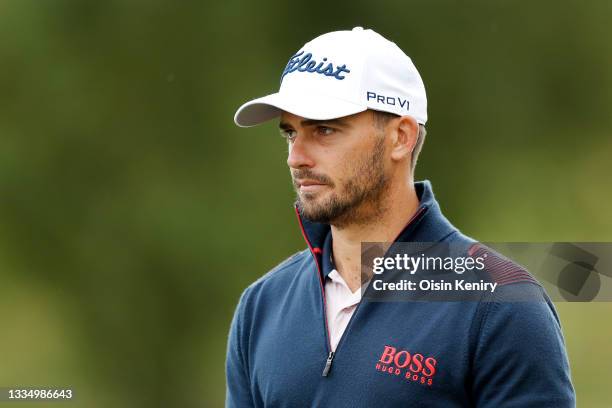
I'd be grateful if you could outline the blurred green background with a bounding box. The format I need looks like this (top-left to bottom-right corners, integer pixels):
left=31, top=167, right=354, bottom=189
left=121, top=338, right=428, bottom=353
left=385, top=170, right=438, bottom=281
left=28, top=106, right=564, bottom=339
left=0, top=0, right=610, bottom=407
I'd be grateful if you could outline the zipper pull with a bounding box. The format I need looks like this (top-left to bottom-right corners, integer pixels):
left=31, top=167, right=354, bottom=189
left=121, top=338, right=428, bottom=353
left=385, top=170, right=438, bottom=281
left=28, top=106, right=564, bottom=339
left=322, top=351, right=335, bottom=377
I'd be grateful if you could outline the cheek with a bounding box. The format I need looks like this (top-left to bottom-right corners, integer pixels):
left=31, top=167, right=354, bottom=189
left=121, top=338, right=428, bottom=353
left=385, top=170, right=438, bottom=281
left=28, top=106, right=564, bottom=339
left=320, top=135, right=379, bottom=184
left=330, top=151, right=365, bottom=186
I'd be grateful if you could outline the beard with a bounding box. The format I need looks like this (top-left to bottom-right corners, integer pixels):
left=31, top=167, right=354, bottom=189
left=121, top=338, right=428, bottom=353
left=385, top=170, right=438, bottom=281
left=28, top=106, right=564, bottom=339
left=293, top=135, right=390, bottom=228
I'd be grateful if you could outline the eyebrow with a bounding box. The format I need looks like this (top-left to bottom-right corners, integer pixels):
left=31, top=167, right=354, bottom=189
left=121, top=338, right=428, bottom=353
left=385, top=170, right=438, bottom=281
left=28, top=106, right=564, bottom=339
left=278, top=118, right=351, bottom=130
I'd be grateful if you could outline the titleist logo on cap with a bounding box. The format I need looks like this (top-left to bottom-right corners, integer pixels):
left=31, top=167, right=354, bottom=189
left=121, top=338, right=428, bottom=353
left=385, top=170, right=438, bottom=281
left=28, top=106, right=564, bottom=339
left=281, top=51, right=351, bottom=81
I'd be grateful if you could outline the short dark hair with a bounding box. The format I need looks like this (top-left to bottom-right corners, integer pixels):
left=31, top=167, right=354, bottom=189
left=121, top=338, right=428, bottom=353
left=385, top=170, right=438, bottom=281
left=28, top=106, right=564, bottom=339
left=372, top=110, right=427, bottom=174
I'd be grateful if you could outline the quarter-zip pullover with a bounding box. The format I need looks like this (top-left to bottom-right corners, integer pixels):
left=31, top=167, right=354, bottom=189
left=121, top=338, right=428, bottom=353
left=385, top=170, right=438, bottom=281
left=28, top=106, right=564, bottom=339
left=226, top=180, right=576, bottom=407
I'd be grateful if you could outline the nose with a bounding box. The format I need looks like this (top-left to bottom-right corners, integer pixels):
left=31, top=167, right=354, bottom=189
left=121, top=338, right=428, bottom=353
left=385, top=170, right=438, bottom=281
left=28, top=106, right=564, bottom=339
left=287, top=134, right=315, bottom=169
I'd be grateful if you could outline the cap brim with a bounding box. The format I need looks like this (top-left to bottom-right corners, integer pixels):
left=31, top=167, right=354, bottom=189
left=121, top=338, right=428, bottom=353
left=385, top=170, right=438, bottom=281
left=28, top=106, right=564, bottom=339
left=233, top=92, right=367, bottom=128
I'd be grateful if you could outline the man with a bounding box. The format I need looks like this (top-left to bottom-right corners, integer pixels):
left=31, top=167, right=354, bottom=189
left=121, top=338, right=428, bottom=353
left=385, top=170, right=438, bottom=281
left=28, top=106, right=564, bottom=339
left=227, top=27, right=575, bottom=407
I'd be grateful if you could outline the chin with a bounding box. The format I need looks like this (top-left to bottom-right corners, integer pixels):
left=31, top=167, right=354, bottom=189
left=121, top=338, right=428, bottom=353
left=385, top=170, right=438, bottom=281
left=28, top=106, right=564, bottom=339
left=299, top=187, right=330, bottom=201
left=300, top=201, right=321, bottom=215
left=299, top=192, right=320, bottom=201
left=298, top=199, right=327, bottom=219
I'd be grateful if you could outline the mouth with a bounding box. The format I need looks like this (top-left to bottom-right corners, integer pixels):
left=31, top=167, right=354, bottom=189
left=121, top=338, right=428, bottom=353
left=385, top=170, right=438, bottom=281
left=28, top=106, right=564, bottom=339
left=295, top=179, right=328, bottom=193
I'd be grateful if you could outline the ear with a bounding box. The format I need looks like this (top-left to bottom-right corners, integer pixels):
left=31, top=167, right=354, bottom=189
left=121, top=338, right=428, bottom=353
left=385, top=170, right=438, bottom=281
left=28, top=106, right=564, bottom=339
left=390, top=115, right=419, bottom=162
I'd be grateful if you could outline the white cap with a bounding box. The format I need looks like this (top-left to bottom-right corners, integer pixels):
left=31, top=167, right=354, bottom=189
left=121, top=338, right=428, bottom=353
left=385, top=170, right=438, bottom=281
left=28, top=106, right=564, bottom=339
left=234, top=27, right=428, bottom=127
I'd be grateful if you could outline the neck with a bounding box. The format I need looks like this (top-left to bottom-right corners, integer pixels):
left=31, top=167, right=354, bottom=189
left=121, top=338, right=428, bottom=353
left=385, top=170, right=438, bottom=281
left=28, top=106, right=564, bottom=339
left=331, top=179, right=419, bottom=292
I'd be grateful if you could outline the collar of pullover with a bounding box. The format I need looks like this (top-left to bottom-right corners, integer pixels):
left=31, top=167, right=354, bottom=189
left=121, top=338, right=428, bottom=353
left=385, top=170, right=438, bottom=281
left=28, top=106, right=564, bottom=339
left=295, top=180, right=458, bottom=278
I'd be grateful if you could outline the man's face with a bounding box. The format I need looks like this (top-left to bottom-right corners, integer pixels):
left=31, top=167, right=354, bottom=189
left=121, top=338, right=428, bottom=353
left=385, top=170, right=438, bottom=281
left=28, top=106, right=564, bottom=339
left=279, top=110, right=391, bottom=227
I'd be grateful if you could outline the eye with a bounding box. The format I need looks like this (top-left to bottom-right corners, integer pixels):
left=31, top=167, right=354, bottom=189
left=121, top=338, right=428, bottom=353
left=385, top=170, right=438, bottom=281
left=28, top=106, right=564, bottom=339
left=280, top=128, right=297, bottom=142
left=316, top=126, right=335, bottom=136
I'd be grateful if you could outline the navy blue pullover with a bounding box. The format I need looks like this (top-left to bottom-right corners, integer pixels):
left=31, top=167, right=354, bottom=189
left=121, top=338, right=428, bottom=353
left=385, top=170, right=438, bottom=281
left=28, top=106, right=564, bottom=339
left=226, top=181, right=576, bottom=407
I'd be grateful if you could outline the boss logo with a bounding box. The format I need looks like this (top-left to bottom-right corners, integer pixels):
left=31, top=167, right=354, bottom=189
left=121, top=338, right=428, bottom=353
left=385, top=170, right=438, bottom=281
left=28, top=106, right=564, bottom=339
left=375, top=345, right=438, bottom=387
